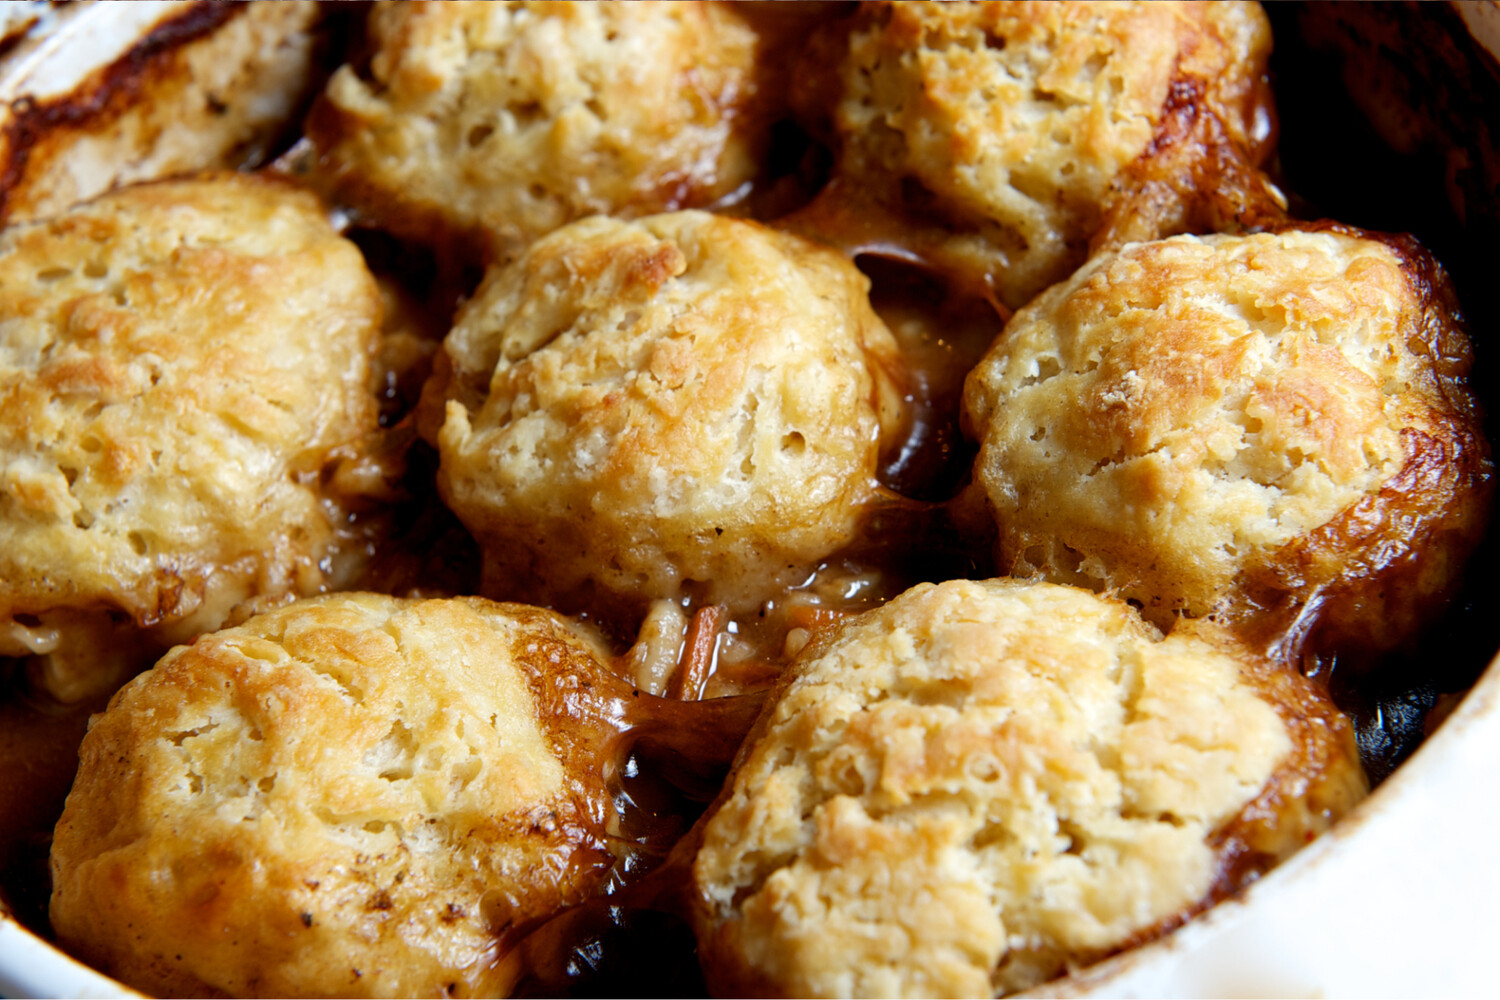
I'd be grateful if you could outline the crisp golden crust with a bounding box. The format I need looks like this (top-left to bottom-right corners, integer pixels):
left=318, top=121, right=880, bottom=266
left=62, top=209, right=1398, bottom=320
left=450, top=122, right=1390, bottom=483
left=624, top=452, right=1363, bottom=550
left=308, top=0, right=768, bottom=260
left=49, top=593, right=618, bottom=999
left=1, top=2, right=326, bottom=223
left=0, top=173, right=383, bottom=701
left=963, top=228, right=1490, bottom=650
left=691, top=579, right=1365, bottom=998
left=423, top=210, right=902, bottom=613
left=814, top=0, right=1273, bottom=308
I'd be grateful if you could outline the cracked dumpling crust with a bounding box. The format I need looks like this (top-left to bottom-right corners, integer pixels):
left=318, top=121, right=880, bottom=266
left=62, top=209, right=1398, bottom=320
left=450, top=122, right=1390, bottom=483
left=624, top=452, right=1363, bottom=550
left=962, top=228, right=1490, bottom=650
left=309, top=0, right=768, bottom=259
left=691, top=578, right=1365, bottom=998
left=822, top=0, right=1274, bottom=309
left=49, top=593, right=618, bottom=999
left=0, top=173, right=384, bottom=702
left=423, top=210, right=902, bottom=613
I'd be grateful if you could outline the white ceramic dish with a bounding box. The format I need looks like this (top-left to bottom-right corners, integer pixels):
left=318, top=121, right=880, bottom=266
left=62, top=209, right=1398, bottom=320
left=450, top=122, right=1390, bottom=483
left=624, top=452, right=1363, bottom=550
left=0, top=2, right=1497, bottom=997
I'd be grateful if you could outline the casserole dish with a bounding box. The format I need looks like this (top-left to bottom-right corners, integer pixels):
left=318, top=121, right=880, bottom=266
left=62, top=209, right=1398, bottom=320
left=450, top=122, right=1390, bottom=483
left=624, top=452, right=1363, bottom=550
left=0, top=1, right=1497, bottom=996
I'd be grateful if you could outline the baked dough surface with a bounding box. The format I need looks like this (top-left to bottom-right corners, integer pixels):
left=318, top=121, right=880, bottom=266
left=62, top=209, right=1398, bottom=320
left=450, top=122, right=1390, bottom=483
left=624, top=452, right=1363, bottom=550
left=310, top=0, right=767, bottom=258
left=425, top=210, right=902, bottom=612
left=963, top=228, right=1490, bottom=647
left=49, top=593, right=616, bottom=999
left=824, top=0, right=1273, bottom=308
left=0, top=173, right=383, bottom=701
left=691, top=578, right=1365, bottom=997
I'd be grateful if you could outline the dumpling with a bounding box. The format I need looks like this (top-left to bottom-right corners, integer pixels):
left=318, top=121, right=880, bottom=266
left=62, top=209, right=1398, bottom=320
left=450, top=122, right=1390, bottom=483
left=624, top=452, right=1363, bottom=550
left=691, top=578, right=1365, bottom=996
left=49, top=593, right=620, bottom=998
left=421, top=210, right=903, bottom=617
left=962, top=226, right=1491, bottom=656
left=308, top=0, right=772, bottom=260
left=795, top=0, right=1277, bottom=309
left=0, top=173, right=386, bottom=702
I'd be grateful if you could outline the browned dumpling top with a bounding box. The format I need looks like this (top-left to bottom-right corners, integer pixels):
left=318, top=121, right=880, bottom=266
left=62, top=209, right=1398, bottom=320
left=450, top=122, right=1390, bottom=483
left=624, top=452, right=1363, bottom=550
left=0, top=173, right=384, bottom=702
left=815, top=0, right=1274, bottom=309
left=422, top=210, right=903, bottom=615
left=309, top=0, right=771, bottom=260
left=49, top=593, right=620, bottom=999
left=691, top=578, right=1365, bottom=998
left=963, top=227, right=1490, bottom=652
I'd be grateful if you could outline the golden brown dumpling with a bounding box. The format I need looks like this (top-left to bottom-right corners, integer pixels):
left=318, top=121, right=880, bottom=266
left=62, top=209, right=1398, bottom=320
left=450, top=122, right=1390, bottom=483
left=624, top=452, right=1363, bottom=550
left=962, top=227, right=1490, bottom=654
left=0, top=173, right=385, bottom=702
left=49, top=593, right=619, bottom=999
left=801, top=0, right=1276, bottom=309
left=421, top=210, right=903, bottom=615
left=308, top=0, right=770, bottom=260
left=691, top=578, right=1365, bottom=997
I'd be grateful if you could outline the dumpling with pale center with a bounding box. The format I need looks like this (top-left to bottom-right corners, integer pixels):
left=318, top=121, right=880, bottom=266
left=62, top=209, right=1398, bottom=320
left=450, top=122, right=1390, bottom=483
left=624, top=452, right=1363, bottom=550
left=793, top=0, right=1279, bottom=309
left=420, top=210, right=904, bottom=617
left=690, top=578, right=1366, bottom=997
left=308, top=0, right=774, bottom=260
left=0, top=173, right=387, bottom=702
left=49, top=593, right=623, bottom=999
left=962, top=226, right=1491, bottom=656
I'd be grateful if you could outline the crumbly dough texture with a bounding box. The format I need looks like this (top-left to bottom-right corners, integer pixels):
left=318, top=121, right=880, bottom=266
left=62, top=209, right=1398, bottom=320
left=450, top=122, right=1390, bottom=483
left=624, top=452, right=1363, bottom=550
left=692, top=578, right=1365, bottom=998
left=829, top=0, right=1272, bottom=308
left=0, top=173, right=383, bottom=701
left=49, top=593, right=617, bottom=999
left=963, top=228, right=1490, bottom=642
left=310, top=0, right=766, bottom=259
left=425, top=210, right=901, bottom=611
